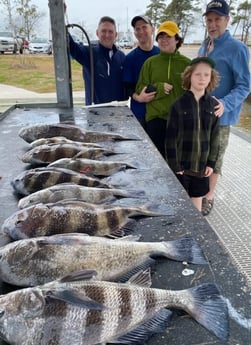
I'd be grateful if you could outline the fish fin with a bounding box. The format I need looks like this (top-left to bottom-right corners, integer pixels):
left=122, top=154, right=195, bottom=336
left=109, top=309, right=173, bottom=344
left=125, top=162, right=138, bottom=170
left=113, top=234, right=141, bottom=242
left=0, top=233, right=12, bottom=247
left=162, top=236, right=208, bottom=264
left=184, top=283, right=229, bottom=341
left=108, top=219, right=137, bottom=238
left=115, top=134, right=141, bottom=141
left=51, top=233, right=89, bottom=238
left=127, top=269, right=152, bottom=287
left=59, top=269, right=97, bottom=282
left=46, top=288, right=105, bottom=310
left=48, top=190, right=70, bottom=203
left=96, top=195, right=118, bottom=204
left=36, top=236, right=84, bottom=247
left=116, top=258, right=156, bottom=283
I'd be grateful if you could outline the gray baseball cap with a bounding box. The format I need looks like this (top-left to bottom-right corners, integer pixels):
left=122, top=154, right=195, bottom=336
left=131, top=15, right=152, bottom=27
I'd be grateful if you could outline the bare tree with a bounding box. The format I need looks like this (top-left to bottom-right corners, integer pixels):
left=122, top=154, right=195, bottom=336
left=0, top=0, right=45, bottom=39
left=0, top=0, right=17, bottom=32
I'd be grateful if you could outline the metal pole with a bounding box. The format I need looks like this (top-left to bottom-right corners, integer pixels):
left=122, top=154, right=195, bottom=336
left=48, top=0, right=73, bottom=108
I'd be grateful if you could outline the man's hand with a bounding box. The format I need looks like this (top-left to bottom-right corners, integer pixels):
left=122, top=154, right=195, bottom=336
left=213, top=96, right=224, bottom=117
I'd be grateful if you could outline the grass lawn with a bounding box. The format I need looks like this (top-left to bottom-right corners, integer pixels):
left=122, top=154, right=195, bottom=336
left=0, top=53, right=83, bottom=93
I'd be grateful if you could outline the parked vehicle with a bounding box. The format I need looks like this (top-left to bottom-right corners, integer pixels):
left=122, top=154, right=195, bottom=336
left=29, top=38, right=52, bottom=55
left=0, top=31, right=23, bottom=54
left=23, top=38, right=29, bottom=50
left=118, top=39, right=133, bottom=49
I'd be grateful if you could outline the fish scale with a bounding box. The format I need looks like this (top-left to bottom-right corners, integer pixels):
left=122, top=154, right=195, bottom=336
left=87, top=284, right=119, bottom=342
left=79, top=282, right=166, bottom=343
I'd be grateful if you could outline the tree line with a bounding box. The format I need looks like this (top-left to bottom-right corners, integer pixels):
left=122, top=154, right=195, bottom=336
left=0, top=0, right=250, bottom=44
left=145, top=0, right=251, bottom=44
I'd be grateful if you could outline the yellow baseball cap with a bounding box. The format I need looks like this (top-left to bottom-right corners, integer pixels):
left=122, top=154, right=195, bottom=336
left=156, top=21, right=179, bottom=40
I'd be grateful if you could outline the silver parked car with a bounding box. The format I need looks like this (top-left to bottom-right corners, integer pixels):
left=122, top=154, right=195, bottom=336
left=29, top=38, right=52, bottom=55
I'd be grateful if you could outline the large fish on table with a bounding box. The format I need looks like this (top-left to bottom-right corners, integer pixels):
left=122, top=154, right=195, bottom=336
left=48, top=157, right=137, bottom=176
left=18, top=123, right=139, bottom=143
left=1, top=200, right=174, bottom=242
left=0, top=233, right=207, bottom=286
left=18, top=183, right=144, bottom=209
left=11, top=167, right=111, bottom=196
left=21, top=144, right=114, bottom=165
left=0, top=270, right=229, bottom=344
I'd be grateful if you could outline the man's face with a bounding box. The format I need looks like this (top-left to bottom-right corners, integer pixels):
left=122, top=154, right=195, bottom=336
left=133, top=20, right=154, bottom=45
left=205, top=12, right=229, bottom=39
left=96, top=22, right=117, bottom=49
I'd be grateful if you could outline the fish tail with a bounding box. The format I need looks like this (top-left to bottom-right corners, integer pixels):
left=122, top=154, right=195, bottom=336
left=162, top=237, right=207, bottom=264
left=182, top=283, right=229, bottom=341
left=136, top=203, right=174, bottom=217
left=121, top=189, right=145, bottom=198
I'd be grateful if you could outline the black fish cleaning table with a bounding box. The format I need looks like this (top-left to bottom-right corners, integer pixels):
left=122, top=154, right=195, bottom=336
left=0, top=104, right=250, bottom=345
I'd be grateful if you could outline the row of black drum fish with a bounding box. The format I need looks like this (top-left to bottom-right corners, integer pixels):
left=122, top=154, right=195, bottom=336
left=0, top=122, right=229, bottom=344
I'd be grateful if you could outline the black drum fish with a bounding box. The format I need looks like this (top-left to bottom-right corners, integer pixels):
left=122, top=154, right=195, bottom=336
left=1, top=200, right=174, bottom=241
left=0, top=234, right=207, bottom=286
left=18, top=123, right=139, bottom=143
left=18, top=183, right=144, bottom=208
left=0, top=270, right=229, bottom=344
left=11, top=167, right=111, bottom=196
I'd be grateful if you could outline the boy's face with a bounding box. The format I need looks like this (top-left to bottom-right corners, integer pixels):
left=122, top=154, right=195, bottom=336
left=96, top=22, right=117, bottom=49
left=190, top=63, right=212, bottom=93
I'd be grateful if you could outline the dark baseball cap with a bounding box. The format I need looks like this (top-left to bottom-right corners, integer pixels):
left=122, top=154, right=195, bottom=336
left=190, top=57, right=216, bottom=68
left=203, top=0, right=230, bottom=16
left=131, top=15, right=152, bottom=27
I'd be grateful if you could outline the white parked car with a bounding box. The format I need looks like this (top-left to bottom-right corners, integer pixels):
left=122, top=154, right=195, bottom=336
left=118, top=39, right=133, bottom=49
left=29, top=38, right=52, bottom=55
left=0, top=31, right=23, bottom=54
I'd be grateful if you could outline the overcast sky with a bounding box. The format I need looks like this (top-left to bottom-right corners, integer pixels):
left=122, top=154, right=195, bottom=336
left=36, top=0, right=150, bottom=39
